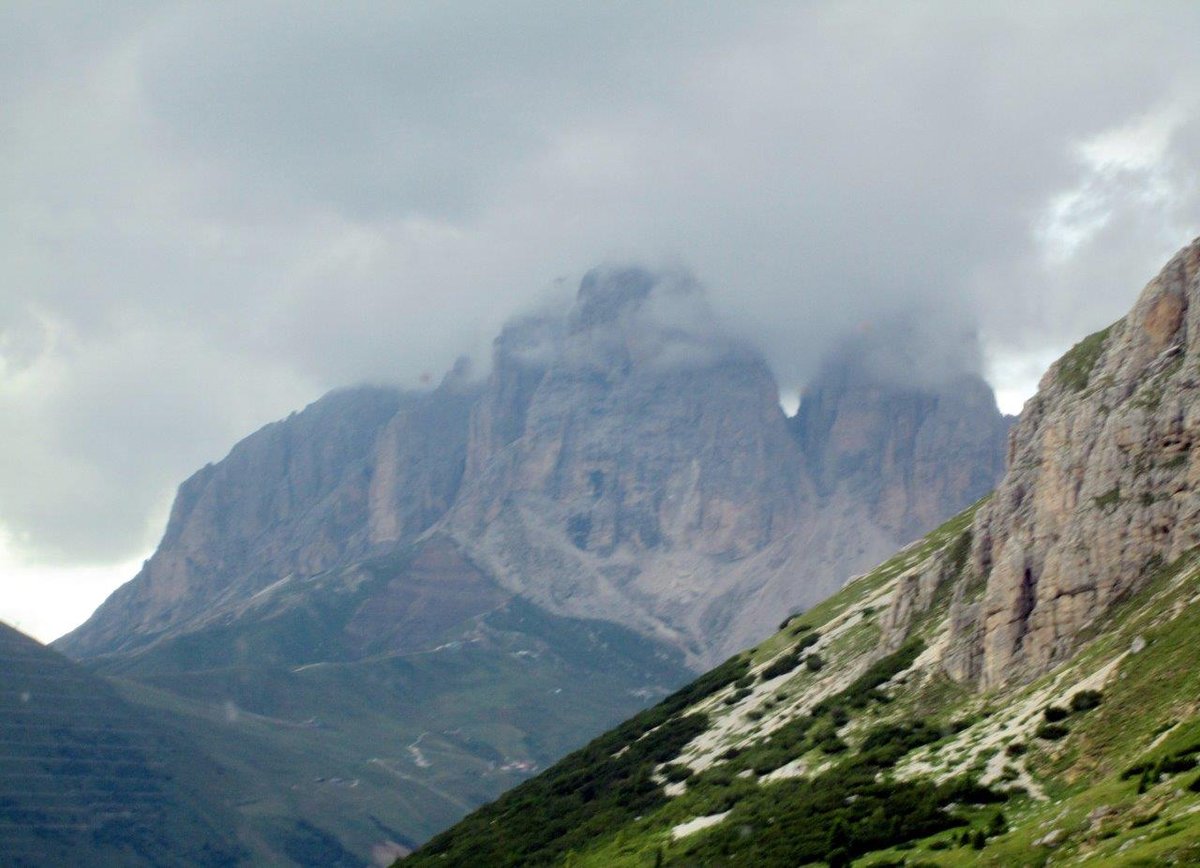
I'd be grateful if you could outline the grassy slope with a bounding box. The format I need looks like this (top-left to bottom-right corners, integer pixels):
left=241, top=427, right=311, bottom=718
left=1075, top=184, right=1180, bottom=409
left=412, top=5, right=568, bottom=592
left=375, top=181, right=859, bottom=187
left=403, top=503, right=1200, bottom=866
left=0, top=623, right=244, bottom=867
left=104, top=597, right=691, bottom=864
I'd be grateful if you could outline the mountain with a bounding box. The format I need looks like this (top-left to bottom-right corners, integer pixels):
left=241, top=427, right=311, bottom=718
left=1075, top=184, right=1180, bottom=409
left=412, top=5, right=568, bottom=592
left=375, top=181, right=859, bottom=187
left=58, top=541, right=693, bottom=864
left=0, top=621, right=243, bottom=866
left=60, top=268, right=1007, bottom=670
left=55, top=378, right=474, bottom=661
left=792, top=334, right=1011, bottom=544
left=441, top=268, right=1009, bottom=664
left=52, top=266, right=1009, bottom=862
left=405, top=238, right=1200, bottom=866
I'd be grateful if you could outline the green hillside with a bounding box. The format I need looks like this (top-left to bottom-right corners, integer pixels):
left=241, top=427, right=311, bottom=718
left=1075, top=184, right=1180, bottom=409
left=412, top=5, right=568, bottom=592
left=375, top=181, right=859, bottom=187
left=403, top=504, right=1200, bottom=866
left=0, top=623, right=243, bottom=867
left=85, top=548, right=691, bottom=863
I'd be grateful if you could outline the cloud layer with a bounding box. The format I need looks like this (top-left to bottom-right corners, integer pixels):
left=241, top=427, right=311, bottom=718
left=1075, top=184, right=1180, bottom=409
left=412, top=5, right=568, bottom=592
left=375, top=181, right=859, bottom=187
left=3, top=1, right=1200, bottom=574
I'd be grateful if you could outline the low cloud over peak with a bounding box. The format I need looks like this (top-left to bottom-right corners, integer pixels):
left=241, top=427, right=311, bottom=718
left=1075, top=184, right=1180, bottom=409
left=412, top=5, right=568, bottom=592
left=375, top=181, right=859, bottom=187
left=3, top=1, right=1200, bottom=577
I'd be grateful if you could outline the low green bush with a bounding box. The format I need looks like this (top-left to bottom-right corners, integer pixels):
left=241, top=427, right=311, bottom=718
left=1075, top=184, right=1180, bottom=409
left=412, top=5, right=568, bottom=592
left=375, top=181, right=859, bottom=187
left=1043, top=705, right=1069, bottom=723
left=1036, top=723, right=1069, bottom=741
left=663, top=763, right=694, bottom=783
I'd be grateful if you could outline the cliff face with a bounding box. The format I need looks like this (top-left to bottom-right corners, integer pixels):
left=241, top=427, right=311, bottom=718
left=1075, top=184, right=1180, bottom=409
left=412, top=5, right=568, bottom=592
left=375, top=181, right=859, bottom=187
left=438, top=268, right=1009, bottom=664
left=792, top=344, right=1011, bottom=543
left=456, top=271, right=805, bottom=560
left=57, top=380, right=475, bottom=659
left=949, top=238, right=1200, bottom=687
left=444, top=269, right=812, bottom=659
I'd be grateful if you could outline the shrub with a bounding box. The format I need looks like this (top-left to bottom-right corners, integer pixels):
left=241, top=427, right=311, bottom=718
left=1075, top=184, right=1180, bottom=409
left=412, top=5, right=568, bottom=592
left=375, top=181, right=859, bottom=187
left=751, top=748, right=794, bottom=776
left=935, top=776, right=1007, bottom=805
left=761, top=652, right=802, bottom=681
left=859, top=719, right=944, bottom=766
left=1188, top=773, right=1200, bottom=793
left=1005, top=742, right=1027, bottom=757
left=663, top=764, right=694, bottom=783
left=1069, top=690, right=1103, bottom=713
left=805, top=654, right=825, bottom=672
left=795, top=631, right=821, bottom=651
left=761, top=633, right=822, bottom=681
left=987, top=811, right=1008, bottom=836
left=971, top=829, right=987, bottom=850
left=723, top=687, right=752, bottom=706
left=1043, top=705, right=1069, bottom=723
left=1093, top=487, right=1121, bottom=512
left=817, top=733, right=849, bottom=754
left=1158, top=755, right=1197, bottom=775
left=1035, top=723, right=1069, bottom=741
left=813, top=639, right=925, bottom=715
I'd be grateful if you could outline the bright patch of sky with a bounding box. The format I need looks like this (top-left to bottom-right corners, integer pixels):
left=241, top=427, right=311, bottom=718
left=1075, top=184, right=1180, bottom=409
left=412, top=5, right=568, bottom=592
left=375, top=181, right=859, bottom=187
left=0, top=531, right=148, bottom=643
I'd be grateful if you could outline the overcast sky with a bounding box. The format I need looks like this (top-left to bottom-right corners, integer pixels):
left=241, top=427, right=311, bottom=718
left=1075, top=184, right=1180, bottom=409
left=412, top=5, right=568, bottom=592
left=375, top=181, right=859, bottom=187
left=4, top=2, right=1200, bottom=641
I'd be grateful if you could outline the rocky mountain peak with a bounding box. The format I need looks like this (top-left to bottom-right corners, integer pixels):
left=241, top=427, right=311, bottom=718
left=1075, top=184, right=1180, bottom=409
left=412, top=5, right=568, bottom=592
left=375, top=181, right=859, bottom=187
left=60, top=266, right=1011, bottom=670
left=570, top=266, right=659, bottom=330
left=792, top=324, right=1011, bottom=542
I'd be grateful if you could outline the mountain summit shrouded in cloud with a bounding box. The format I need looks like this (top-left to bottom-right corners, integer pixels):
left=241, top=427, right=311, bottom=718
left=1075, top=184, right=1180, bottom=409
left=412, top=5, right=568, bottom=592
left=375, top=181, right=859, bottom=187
left=52, top=266, right=1011, bottom=858
left=60, top=267, right=1008, bottom=667
left=4, top=2, right=1200, bottom=638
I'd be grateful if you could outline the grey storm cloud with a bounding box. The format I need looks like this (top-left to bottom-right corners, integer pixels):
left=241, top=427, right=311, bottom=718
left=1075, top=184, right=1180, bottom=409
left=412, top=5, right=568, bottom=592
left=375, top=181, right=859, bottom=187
left=2, top=1, right=1200, bottom=565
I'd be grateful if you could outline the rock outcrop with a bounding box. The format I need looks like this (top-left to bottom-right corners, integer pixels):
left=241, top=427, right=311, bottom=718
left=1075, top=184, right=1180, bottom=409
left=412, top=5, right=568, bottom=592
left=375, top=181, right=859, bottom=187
left=942, top=238, right=1200, bottom=687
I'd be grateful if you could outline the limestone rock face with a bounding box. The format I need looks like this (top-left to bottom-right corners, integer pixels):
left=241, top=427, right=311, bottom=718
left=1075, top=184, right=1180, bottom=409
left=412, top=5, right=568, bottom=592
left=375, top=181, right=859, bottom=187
left=57, top=382, right=475, bottom=658
left=442, top=269, right=1008, bottom=664
left=445, top=268, right=814, bottom=662
left=954, top=238, right=1200, bottom=687
left=792, top=344, right=1011, bottom=543
left=368, top=362, right=478, bottom=547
